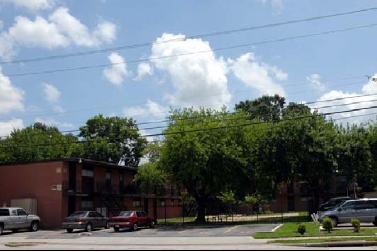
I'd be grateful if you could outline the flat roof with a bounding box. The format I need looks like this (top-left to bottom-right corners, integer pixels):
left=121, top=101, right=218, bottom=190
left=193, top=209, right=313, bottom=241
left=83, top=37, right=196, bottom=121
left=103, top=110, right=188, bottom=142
left=0, top=158, right=138, bottom=171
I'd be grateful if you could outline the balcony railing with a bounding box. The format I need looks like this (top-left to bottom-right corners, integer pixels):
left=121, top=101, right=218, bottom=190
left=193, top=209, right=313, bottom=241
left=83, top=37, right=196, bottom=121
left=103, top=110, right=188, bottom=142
left=62, top=180, right=181, bottom=198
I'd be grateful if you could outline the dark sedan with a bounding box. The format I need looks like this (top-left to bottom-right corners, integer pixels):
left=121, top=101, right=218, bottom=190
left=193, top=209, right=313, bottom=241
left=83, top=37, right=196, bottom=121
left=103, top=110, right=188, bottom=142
left=62, top=211, right=110, bottom=233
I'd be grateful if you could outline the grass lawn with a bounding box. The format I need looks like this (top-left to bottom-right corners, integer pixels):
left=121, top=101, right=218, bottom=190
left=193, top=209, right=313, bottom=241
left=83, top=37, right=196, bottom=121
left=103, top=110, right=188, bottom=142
left=253, top=222, right=377, bottom=239
left=269, top=237, right=377, bottom=244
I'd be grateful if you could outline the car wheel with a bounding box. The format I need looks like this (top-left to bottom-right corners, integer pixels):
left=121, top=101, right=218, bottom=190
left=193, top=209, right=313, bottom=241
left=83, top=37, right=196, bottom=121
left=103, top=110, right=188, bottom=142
left=104, top=222, right=109, bottom=229
left=85, top=223, right=92, bottom=232
left=67, top=228, right=73, bottom=233
left=149, top=220, right=155, bottom=228
left=114, top=227, right=119, bottom=232
left=132, top=223, right=138, bottom=231
left=30, top=221, right=39, bottom=232
left=0, top=224, right=3, bottom=235
left=330, top=217, right=338, bottom=227
left=374, top=217, right=377, bottom=226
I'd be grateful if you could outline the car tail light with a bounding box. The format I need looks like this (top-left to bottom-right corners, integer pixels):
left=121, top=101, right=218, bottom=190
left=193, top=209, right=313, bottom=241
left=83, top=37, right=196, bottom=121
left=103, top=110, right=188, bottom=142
left=75, top=218, right=84, bottom=222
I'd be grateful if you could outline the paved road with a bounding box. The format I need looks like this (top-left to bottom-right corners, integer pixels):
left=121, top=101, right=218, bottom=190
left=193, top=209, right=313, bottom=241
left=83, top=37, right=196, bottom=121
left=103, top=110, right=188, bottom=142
left=1, top=224, right=377, bottom=250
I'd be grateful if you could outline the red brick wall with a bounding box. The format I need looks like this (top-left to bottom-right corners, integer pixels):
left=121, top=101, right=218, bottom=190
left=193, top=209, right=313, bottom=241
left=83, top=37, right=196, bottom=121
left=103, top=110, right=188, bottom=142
left=0, top=162, right=65, bottom=229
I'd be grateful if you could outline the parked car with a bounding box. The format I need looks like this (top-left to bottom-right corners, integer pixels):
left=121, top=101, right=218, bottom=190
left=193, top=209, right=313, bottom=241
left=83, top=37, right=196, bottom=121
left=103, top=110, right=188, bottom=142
left=62, top=211, right=110, bottom=233
left=318, top=198, right=377, bottom=227
left=109, top=210, right=156, bottom=232
left=318, top=196, right=351, bottom=212
left=0, top=207, right=40, bottom=235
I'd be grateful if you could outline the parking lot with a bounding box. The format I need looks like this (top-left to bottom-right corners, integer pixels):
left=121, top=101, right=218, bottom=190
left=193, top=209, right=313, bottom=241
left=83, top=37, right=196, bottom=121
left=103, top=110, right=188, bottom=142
left=0, top=223, right=280, bottom=239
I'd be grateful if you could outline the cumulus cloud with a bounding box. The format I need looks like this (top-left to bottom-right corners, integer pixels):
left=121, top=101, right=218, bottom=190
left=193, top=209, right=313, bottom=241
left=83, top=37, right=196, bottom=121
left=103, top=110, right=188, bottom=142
left=0, top=66, right=24, bottom=114
left=134, top=62, right=153, bottom=81
left=42, top=83, right=65, bottom=112
left=313, top=74, right=377, bottom=125
left=0, top=32, right=16, bottom=61
left=307, top=73, right=325, bottom=92
left=0, top=118, right=24, bottom=138
left=0, top=7, right=117, bottom=60
left=35, top=117, right=73, bottom=128
left=229, top=52, right=286, bottom=97
left=123, top=100, right=169, bottom=119
left=256, top=0, right=284, bottom=12
left=49, top=7, right=116, bottom=47
left=0, top=0, right=57, bottom=11
left=8, top=16, right=68, bottom=49
left=103, top=52, right=128, bottom=85
left=42, top=83, right=60, bottom=103
left=150, top=33, right=230, bottom=109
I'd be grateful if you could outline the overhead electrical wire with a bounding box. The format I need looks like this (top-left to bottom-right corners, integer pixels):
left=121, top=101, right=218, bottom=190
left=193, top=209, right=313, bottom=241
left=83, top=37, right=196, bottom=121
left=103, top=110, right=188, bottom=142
left=1, top=6, right=376, bottom=65
left=0, top=75, right=366, bottom=123
left=1, top=90, right=377, bottom=139
left=2, top=105, right=377, bottom=148
left=6, top=23, right=377, bottom=77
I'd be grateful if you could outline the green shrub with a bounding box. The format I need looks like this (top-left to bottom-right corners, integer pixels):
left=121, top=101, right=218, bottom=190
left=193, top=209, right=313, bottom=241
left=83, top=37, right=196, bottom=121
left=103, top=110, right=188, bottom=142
left=351, top=218, right=360, bottom=232
left=297, top=223, right=306, bottom=235
left=322, top=217, right=333, bottom=233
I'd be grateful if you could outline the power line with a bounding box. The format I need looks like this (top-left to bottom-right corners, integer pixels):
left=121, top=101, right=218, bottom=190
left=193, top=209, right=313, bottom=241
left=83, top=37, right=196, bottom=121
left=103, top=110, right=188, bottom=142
left=6, top=23, right=377, bottom=77
left=2, top=90, right=377, bottom=139
left=0, top=75, right=365, bottom=123
left=2, top=105, right=377, bottom=148
left=2, top=7, right=376, bottom=65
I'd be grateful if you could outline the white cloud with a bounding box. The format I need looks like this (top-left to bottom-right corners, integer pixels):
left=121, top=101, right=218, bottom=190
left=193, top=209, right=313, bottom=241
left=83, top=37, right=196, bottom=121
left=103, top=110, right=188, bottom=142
left=103, top=52, right=128, bottom=85
left=256, top=0, right=284, bottom=12
left=0, top=0, right=57, bottom=11
left=150, top=33, right=230, bottom=109
left=0, top=32, right=16, bottom=61
left=49, top=7, right=116, bottom=47
left=34, top=117, right=73, bottom=128
left=313, top=74, right=377, bottom=125
left=307, top=73, right=325, bottom=92
left=123, top=100, right=169, bottom=119
left=134, top=62, right=153, bottom=81
left=8, top=16, right=68, bottom=49
left=42, top=83, right=65, bottom=112
left=0, top=66, right=24, bottom=114
left=229, top=52, right=286, bottom=97
left=0, top=118, right=24, bottom=138
left=0, top=7, right=117, bottom=60
left=93, top=21, right=116, bottom=44
left=362, top=74, right=377, bottom=94
left=42, top=83, right=61, bottom=103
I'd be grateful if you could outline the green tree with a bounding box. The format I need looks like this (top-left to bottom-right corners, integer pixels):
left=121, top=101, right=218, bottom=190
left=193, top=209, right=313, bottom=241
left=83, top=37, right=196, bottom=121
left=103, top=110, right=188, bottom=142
left=160, top=108, right=248, bottom=223
left=235, top=94, right=285, bottom=122
left=0, top=123, right=78, bottom=162
left=76, top=114, right=147, bottom=166
left=134, top=141, right=166, bottom=195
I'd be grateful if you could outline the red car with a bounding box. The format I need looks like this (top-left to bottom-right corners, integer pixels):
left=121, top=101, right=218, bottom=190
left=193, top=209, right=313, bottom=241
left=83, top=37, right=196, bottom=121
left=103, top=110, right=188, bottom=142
left=109, top=211, right=156, bottom=232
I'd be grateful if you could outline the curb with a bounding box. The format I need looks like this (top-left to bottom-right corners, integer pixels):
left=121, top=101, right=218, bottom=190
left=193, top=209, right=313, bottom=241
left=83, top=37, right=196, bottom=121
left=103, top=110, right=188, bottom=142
left=289, top=241, right=377, bottom=247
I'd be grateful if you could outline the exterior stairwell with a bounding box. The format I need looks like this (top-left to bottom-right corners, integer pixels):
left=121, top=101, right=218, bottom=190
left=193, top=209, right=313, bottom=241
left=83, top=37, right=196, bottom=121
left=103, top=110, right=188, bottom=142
left=101, top=191, right=127, bottom=217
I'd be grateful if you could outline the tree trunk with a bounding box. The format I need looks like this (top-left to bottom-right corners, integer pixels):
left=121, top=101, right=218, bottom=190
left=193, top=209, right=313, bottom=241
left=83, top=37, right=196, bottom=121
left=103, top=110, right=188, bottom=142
left=195, top=197, right=207, bottom=223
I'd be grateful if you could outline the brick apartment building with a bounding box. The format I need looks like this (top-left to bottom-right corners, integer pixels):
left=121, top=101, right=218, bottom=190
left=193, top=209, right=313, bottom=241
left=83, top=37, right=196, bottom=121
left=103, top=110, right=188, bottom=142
left=0, top=158, right=182, bottom=229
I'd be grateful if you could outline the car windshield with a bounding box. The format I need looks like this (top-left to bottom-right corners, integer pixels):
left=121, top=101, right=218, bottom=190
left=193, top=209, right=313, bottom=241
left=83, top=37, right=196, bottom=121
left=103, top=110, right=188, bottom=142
left=69, top=211, right=88, bottom=217
left=119, top=211, right=133, bottom=217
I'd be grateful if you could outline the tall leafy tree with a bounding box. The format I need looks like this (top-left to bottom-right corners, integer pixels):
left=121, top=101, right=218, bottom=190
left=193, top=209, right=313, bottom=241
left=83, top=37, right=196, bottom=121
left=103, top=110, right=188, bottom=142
left=0, top=122, right=78, bottom=162
left=235, top=95, right=285, bottom=122
left=160, top=108, right=248, bottom=223
left=75, top=114, right=147, bottom=166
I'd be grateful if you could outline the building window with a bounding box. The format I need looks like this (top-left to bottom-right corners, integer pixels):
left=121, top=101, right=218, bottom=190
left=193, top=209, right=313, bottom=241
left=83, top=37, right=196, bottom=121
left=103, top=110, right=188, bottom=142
left=133, top=199, right=141, bottom=207
left=81, top=200, right=93, bottom=208
left=160, top=199, right=166, bottom=207
left=82, top=169, right=93, bottom=177
left=106, top=171, right=111, bottom=180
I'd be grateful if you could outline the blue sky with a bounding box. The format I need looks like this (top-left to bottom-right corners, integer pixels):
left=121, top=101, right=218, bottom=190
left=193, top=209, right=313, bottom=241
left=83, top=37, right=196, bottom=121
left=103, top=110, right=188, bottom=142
left=0, top=0, right=377, bottom=139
